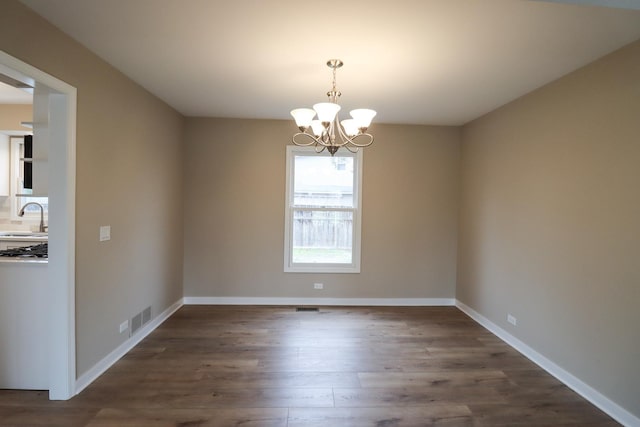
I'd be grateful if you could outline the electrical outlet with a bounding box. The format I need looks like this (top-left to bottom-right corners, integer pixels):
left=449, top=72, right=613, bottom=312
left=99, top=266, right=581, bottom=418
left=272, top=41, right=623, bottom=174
left=507, top=314, right=517, bottom=326
left=119, top=320, right=129, bottom=333
left=313, top=283, right=324, bottom=290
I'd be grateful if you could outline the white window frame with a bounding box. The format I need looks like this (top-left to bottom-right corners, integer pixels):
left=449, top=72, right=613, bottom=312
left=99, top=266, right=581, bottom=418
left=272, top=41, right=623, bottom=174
left=284, top=145, right=363, bottom=273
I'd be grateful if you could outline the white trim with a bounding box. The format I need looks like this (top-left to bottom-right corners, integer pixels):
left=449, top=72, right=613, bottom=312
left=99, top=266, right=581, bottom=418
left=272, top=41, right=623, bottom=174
left=47, top=89, right=77, bottom=400
left=455, top=301, right=640, bottom=427
left=184, top=296, right=455, bottom=306
left=74, top=299, right=183, bottom=395
left=0, top=50, right=77, bottom=401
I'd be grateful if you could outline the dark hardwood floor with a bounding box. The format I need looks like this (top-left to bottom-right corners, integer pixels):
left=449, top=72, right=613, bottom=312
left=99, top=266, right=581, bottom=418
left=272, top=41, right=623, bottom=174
left=0, top=306, right=619, bottom=426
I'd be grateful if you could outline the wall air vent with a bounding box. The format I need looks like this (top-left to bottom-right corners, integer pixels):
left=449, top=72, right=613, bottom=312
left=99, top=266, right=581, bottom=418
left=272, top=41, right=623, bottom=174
left=130, top=306, right=152, bottom=336
left=130, top=313, right=142, bottom=335
left=142, top=306, right=151, bottom=324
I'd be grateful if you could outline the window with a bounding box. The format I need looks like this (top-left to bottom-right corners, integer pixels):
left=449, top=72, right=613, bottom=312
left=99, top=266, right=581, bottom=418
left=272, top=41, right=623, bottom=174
left=9, top=136, right=48, bottom=221
left=284, top=146, right=363, bottom=273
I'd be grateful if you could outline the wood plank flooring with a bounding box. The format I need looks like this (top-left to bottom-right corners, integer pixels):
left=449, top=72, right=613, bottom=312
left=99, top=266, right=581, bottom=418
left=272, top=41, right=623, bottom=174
left=0, top=306, right=619, bottom=426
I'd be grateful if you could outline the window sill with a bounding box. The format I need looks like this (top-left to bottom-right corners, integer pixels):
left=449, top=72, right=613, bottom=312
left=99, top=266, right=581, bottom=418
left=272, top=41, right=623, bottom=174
left=284, top=264, right=360, bottom=274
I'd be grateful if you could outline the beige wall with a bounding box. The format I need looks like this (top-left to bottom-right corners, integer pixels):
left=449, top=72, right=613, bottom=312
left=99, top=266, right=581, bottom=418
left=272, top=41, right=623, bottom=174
left=0, top=104, right=32, bottom=131
left=1, top=1, right=185, bottom=376
left=183, top=118, right=460, bottom=299
left=457, top=40, right=640, bottom=416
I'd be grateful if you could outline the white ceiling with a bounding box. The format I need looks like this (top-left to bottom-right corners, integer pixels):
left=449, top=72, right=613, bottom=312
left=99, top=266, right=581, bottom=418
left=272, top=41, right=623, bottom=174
left=18, top=0, right=640, bottom=125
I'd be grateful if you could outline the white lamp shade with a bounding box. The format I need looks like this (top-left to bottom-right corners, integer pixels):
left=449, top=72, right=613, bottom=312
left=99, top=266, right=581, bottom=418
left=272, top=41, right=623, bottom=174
left=350, top=108, right=377, bottom=128
left=310, top=120, right=325, bottom=137
left=341, top=119, right=359, bottom=137
left=313, top=102, right=341, bottom=123
left=291, top=108, right=316, bottom=128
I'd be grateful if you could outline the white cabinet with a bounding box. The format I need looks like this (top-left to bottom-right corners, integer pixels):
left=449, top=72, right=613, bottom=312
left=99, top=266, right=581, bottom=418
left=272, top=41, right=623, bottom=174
left=0, top=263, right=48, bottom=390
left=0, top=134, right=8, bottom=196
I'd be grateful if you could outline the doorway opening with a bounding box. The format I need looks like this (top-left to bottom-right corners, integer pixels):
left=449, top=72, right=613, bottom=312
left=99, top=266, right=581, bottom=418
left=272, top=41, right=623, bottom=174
left=0, top=51, right=77, bottom=400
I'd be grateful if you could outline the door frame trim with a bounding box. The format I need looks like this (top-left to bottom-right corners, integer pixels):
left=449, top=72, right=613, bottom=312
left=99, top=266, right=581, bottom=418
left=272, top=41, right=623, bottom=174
left=0, top=50, right=77, bottom=400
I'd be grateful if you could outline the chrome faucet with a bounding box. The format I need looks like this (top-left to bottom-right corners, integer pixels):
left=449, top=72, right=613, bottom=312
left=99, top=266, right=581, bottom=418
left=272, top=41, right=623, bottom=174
left=18, top=202, right=48, bottom=233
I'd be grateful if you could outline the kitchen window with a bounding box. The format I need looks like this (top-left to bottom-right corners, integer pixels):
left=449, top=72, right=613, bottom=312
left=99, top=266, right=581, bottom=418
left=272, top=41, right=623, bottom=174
left=9, top=136, right=48, bottom=221
left=284, top=145, right=362, bottom=273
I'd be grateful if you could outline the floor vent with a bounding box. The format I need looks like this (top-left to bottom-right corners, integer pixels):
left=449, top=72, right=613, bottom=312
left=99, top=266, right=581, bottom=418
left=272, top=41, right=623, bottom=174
left=296, top=307, right=319, bottom=312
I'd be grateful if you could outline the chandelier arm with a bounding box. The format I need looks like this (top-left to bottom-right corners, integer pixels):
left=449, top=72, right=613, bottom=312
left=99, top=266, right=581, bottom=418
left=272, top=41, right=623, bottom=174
left=292, top=131, right=330, bottom=147
left=333, top=120, right=353, bottom=147
left=334, top=120, right=375, bottom=148
left=346, top=133, right=375, bottom=148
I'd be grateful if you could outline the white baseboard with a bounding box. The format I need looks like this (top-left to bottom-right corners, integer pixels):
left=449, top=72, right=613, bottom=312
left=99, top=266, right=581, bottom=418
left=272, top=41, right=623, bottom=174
left=183, top=296, right=456, bottom=306
left=74, top=298, right=183, bottom=395
left=455, top=301, right=640, bottom=427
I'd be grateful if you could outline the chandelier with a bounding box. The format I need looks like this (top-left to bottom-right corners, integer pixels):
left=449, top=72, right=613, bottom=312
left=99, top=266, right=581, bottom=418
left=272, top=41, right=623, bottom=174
left=290, top=59, right=376, bottom=155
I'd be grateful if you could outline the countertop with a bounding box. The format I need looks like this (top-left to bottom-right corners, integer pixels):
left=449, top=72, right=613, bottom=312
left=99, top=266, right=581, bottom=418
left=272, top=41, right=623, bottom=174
left=0, top=233, right=49, bottom=242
